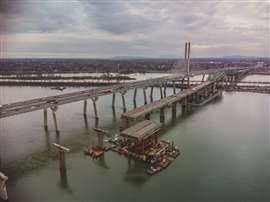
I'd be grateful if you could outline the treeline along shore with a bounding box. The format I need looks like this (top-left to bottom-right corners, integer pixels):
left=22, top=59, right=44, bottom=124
left=0, top=58, right=269, bottom=75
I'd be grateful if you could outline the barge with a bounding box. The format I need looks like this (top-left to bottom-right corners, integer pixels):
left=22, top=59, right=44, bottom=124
left=85, top=120, right=180, bottom=175
left=115, top=120, right=180, bottom=175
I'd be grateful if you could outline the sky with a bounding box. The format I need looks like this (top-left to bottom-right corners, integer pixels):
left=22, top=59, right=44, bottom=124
left=0, top=0, right=269, bottom=58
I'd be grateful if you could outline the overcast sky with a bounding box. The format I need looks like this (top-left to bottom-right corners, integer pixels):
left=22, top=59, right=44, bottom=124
left=0, top=0, right=269, bottom=58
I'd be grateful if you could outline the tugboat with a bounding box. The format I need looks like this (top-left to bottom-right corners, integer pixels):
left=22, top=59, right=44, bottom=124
left=146, top=165, right=162, bottom=175
left=84, top=146, right=105, bottom=159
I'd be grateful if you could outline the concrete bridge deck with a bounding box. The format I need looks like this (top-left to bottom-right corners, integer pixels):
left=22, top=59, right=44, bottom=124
left=0, top=74, right=185, bottom=118
left=121, top=81, right=214, bottom=121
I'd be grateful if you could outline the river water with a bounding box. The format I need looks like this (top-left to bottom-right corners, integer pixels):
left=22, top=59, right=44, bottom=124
left=0, top=75, right=269, bottom=202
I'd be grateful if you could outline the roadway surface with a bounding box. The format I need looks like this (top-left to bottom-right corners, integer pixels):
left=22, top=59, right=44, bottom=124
left=121, top=81, right=214, bottom=121
left=0, top=74, right=186, bottom=118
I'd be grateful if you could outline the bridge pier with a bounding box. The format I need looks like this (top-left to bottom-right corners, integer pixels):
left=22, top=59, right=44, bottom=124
left=83, top=100, right=87, bottom=116
left=112, top=106, right=117, bottom=121
left=160, top=107, right=165, bottom=123
left=133, top=88, right=137, bottom=104
left=173, top=82, right=176, bottom=94
left=187, top=77, right=190, bottom=88
left=43, top=109, right=48, bottom=130
left=51, top=106, right=59, bottom=134
left=204, top=87, right=208, bottom=98
left=181, top=78, right=185, bottom=91
left=133, top=100, right=137, bottom=109
left=112, top=93, right=116, bottom=108
left=181, top=98, right=188, bottom=115
left=0, top=172, right=8, bottom=201
left=143, top=88, right=148, bottom=105
left=91, top=97, right=98, bottom=119
left=53, top=143, right=70, bottom=173
left=202, top=74, right=205, bottom=82
left=212, top=82, right=217, bottom=93
left=121, top=91, right=127, bottom=112
left=163, top=84, right=167, bottom=97
left=159, top=86, right=164, bottom=99
left=150, top=87, right=154, bottom=102
left=84, top=114, right=89, bottom=130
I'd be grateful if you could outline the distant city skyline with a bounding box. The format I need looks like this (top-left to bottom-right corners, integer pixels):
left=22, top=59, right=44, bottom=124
left=0, top=0, right=269, bottom=58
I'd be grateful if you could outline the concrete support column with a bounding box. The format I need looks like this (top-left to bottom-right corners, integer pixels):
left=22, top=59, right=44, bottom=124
left=121, top=91, right=127, bottom=112
left=83, top=100, right=87, bottom=116
left=163, top=84, right=167, bottom=97
left=202, top=74, right=205, bottom=82
left=133, top=88, right=137, bottom=103
left=112, top=93, right=116, bottom=108
left=53, top=143, right=70, bottom=172
left=204, top=87, right=208, bottom=98
left=172, top=103, right=177, bottom=120
left=160, top=107, right=165, bottom=123
left=221, top=78, right=224, bottom=89
left=43, top=108, right=48, bottom=130
left=0, top=172, right=8, bottom=201
left=173, top=82, right=176, bottom=94
left=143, top=88, right=147, bottom=105
left=91, top=97, right=99, bottom=119
left=212, top=82, right=217, bottom=93
left=150, top=87, right=154, bottom=102
left=181, top=78, right=185, bottom=90
left=159, top=86, right=164, bottom=99
left=181, top=99, right=187, bottom=115
left=51, top=106, right=59, bottom=134
left=59, top=151, right=66, bottom=171
left=187, top=77, right=190, bottom=88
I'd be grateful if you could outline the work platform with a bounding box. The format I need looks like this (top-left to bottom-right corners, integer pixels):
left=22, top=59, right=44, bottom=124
left=121, top=120, right=161, bottom=141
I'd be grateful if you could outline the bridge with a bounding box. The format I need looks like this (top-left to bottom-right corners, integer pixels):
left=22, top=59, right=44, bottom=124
left=122, top=80, right=221, bottom=122
left=0, top=67, right=249, bottom=87
left=175, top=80, right=270, bottom=94
left=121, top=72, right=225, bottom=125
left=0, top=66, right=267, bottom=133
left=0, top=74, right=185, bottom=118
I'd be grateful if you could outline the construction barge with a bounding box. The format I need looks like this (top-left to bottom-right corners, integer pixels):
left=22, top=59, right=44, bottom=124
left=85, top=120, right=180, bottom=175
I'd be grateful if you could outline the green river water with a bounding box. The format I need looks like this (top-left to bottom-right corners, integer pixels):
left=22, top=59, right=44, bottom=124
left=0, top=75, right=269, bottom=202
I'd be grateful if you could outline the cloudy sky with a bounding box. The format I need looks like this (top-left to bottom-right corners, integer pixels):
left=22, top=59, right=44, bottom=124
left=0, top=0, right=269, bottom=58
